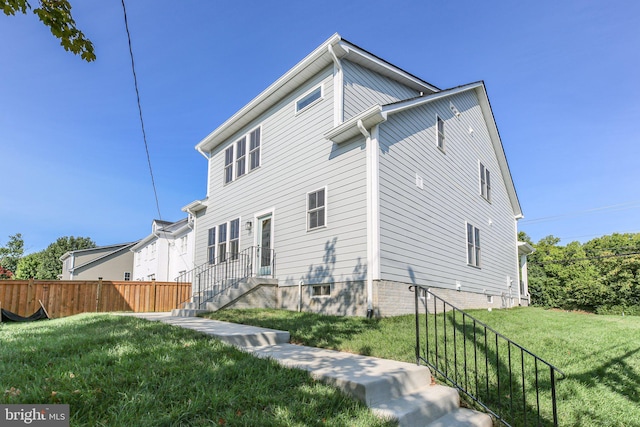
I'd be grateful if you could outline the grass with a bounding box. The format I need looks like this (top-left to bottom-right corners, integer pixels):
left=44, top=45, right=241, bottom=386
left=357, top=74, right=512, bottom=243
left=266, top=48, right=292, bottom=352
left=0, top=314, right=394, bottom=427
left=205, top=307, right=640, bottom=427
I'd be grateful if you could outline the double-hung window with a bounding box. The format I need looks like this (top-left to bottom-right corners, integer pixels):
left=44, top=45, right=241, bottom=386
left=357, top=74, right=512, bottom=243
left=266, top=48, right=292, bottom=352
left=229, top=219, right=240, bottom=260
left=224, top=146, right=234, bottom=184
left=207, top=227, right=216, bottom=264
left=480, top=163, right=491, bottom=201
left=436, top=116, right=445, bottom=151
left=249, top=127, right=260, bottom=171
left=236, top=137, right=246, bottom=178
left=218, top=223, right=227, bottom=262
left=307, top=187, right=326, bottom=230
left=467, top=223, right=481, bottom=267
left=223, top=126, right=261, bottom=184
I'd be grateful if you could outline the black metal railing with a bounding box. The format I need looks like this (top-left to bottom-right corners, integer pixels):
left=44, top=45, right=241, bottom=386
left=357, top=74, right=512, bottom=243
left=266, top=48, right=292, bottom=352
left=410, top=285, right=565, bottom=427
left=176, top=246, right=275, bottom=310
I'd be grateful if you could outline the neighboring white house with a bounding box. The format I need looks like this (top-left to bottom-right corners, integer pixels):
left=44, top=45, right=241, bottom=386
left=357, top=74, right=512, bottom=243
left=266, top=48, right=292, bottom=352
left=131, top=218, right=193, bottom=282
left=60, top=242, right=138, bottom=281
left=184, top=33, right=530, bottom=316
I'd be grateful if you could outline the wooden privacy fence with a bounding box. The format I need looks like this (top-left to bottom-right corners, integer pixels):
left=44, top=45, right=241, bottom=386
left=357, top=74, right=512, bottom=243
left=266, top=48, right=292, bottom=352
left=0, top=279, right=192, bottom=319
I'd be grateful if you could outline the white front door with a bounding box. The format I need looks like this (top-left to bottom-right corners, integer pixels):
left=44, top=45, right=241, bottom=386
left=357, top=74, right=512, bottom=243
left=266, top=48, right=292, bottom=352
left=256, top=214, right=273, bottom=276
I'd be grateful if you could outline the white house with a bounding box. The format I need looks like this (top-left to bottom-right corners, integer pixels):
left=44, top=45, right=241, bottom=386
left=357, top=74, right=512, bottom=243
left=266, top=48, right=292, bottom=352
left=131, top=218, right=193, bottom=282
left=183, top=34, right=530, bottom=316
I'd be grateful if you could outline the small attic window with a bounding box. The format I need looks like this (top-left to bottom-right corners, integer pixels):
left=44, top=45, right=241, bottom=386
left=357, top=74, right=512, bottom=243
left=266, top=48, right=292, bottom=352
left=296, top=85, right=322, bottom=113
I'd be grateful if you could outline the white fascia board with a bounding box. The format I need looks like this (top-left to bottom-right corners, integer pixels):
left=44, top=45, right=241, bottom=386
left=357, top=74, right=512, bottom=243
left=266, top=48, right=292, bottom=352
left=182, top=198, right=208, bottom=214
left=196, top=34, right=343, bottom=154
left=518, top=241, right=535, bottom=255
left=473, top=84, right=523, bottom=218
left=324, top=105, right=387, bottom=144
left=130, top=234, right=158, bottom=252
left=338, top=41, right=439, bottom=94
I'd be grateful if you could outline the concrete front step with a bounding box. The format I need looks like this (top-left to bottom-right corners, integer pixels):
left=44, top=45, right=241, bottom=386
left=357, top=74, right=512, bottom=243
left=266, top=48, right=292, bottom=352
left=246, top=343, right=432, bottom=406
left=370, top=384, right=460, bottom=426
left=126, top=313, right=492, bottom=427
left=171, top=308, right=209, bottom=317
left=427, top=408, right=493, bottom=427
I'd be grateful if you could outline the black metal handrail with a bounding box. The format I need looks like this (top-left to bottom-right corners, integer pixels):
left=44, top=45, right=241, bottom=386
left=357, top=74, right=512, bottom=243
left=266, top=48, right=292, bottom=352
left=176, top=246, right=275, bottom=309
left=410, top=285, right=565, bottom=427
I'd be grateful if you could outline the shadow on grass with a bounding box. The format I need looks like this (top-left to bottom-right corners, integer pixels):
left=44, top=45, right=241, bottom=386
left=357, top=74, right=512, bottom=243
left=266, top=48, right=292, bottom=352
left=0, top=314, right=393, bottom=427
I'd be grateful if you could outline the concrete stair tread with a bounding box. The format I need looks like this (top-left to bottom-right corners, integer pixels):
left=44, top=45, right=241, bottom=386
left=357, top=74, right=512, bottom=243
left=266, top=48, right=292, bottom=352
left=369, top=384, right=460, bottom=426
left=426, top=408, right=493, bottom=427
left=245, top=343, right=431, bottom=405
left=125, top=313, right=492, bottom=427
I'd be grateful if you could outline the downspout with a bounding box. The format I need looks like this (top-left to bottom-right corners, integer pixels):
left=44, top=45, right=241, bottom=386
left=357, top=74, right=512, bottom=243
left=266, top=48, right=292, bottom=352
left=328, top=44, right=344, bottom=126
left=358, top=119, right=377, bottom=319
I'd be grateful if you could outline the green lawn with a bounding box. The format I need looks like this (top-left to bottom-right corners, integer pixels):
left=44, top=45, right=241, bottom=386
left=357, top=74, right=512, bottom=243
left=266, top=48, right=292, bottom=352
left=0, top=314, right=393, bottom=427
left=205, top=307, right=640, bottom=427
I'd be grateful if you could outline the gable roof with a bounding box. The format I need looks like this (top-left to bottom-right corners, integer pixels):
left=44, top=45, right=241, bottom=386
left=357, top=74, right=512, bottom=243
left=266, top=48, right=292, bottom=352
left=61, top=242, right=139, bottom=272
left=195, top=33, right=440, bottom=155
left=325, top=81, right=523, bottom=218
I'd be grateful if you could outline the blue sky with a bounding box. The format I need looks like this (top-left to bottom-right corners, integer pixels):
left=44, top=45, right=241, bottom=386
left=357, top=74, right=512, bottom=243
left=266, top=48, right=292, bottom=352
left=1, top=0, right=639, bottom=254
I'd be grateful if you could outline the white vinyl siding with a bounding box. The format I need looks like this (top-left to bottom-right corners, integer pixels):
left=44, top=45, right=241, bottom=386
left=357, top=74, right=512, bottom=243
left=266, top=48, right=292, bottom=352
left=377, top=90, right=518, bottom=296
left=196, top=66, right=368, bottom=284
left=343, top=60, right=420, bottom=121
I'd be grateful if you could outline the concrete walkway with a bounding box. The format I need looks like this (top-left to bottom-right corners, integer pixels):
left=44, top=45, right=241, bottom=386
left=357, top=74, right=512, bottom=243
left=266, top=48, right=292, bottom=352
left=122, top=312, right=492, bottom=427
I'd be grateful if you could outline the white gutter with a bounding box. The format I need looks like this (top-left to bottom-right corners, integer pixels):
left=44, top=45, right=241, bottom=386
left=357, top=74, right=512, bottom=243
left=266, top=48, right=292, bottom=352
left=328, top=44, right=344, bottom=126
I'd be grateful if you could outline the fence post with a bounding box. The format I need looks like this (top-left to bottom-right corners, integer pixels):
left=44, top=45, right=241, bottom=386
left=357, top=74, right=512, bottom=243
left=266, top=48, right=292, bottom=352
left=96, top=277, right=103, bottom=312
left=151, top=280, right=157, bottom=312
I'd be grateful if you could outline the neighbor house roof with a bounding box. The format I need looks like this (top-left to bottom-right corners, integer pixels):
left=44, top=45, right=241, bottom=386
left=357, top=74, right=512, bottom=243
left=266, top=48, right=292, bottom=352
left=60, top=242, right=139, bottom=273
left=130, top=218, right=191, bottom=252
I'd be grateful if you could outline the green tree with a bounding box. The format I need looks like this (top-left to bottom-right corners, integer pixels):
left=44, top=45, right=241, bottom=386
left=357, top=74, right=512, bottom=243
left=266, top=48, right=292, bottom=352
left=2, top=0, right=95, bottom=61
left=15, top=251, right=43, bottom=279
left=0, top=233, right=25, bottom=276
left=37, top=236, right=96, bottom=279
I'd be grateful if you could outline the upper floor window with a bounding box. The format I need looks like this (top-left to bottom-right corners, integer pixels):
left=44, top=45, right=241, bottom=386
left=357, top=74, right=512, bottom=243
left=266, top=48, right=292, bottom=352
left=236, top=137, right=246, bottom=178
left=224, top=145, right=234, bottom=184
left=124, top=272, right=131, bottom=281
left=436, top=116, right=445, bottom=151
left=480, top=163, right=491, bottom=202
left=296, top=85, right=322, bottom=113
left=307, top=187, right=327, bottom=230
left=467, top=223, right=481, bottom=267
left=249, top=127, right=260, bottom=171
left=180, top=236, right=188, bottom=254
left=224, top=126, right=261, bottom=184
